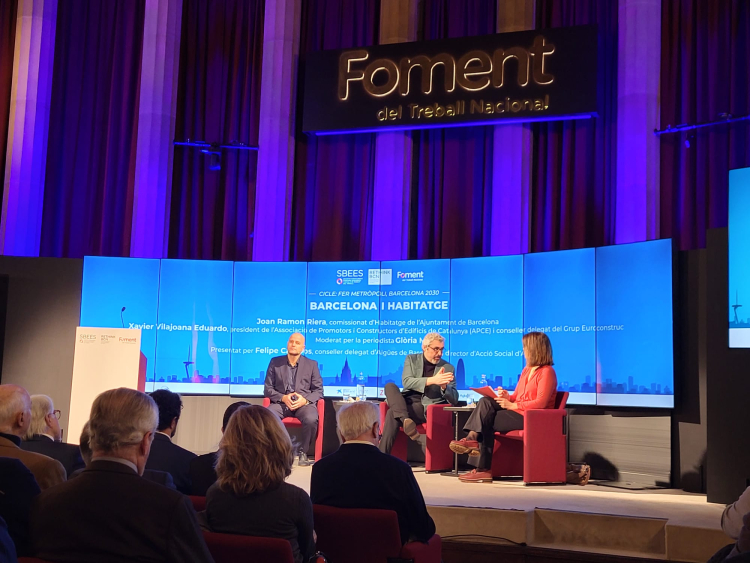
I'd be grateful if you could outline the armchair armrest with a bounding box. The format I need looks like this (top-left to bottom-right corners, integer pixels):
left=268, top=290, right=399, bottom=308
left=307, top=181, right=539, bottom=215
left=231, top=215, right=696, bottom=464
left=400, top=534, right=442, bottom=563
left=424, top=403, right=452, bottom=428
left=262, top=397, right=271, bottom=408
left=523, top=408, right=567, bottom=438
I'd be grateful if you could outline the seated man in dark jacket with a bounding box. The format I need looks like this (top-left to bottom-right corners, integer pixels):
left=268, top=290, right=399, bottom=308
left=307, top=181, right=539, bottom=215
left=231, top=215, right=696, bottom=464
left=30, top=388, right=214, bottom=563
left=310, top=402, right=435, bottom=544
left=21, top=394, right=85, bottom=477
left=190, top=401, right=249, bottom=496
left=145, top=389, right=196, bottom=494
left=0, top=457, right=40, bottom=557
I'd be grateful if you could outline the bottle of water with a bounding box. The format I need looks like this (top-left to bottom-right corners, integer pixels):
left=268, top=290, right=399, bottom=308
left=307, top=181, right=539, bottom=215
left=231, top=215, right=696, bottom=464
left=357, top=375, right=366, bottom=401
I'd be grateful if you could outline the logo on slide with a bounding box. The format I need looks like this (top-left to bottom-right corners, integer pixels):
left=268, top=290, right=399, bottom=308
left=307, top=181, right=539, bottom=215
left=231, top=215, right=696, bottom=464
left=79, top=334, right=96, bottom=344
left=397, top=271, right=424, bottom=282
left=336, top=278, right=343, bottom=285
left=368, top=268, right=392, bottom=285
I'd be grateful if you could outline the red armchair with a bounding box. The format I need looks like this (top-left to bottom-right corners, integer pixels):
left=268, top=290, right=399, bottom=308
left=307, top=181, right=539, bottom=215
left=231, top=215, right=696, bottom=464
left=19, top=559, right=52, bottom=563
left=379, top=401, right=453, bottom=472
left=491, top=391, right=569, bottom=484
left=189, top=495, right=206, bottom=512
left=262, top=397, right=325, bottom=461
left=203, top=530, right=295, bottom=563
left=313, top=505, right=441, bottom=563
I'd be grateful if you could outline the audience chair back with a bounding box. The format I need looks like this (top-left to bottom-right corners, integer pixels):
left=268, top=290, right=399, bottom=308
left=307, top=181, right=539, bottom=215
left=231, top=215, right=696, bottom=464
left=261, top=397, right=325, bottom=460
left=203, top=530, right=295, bottom=563
left=313, top=505, right=441, bottom=563
left=18, top=559, right=53, bottom=563
left=189, top=495, right=206, bottom=512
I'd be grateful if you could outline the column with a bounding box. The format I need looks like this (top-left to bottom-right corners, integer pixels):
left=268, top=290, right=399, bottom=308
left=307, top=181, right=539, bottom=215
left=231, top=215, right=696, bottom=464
left=252, top=0, right=301, bottom=261
left=130, top=0, right=183, bottom=258
left=370, top=0, right=418, bottom=261
left=615, top=0, right=660, bottom=243
left=490, top=0, right=534, bottom=257
left=0, top=0, right=57, bottom=256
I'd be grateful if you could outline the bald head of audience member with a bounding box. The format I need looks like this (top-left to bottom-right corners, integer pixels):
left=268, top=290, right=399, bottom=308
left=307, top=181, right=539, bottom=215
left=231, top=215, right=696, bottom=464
left=88, top=388, right=158, bottom=476
left=336, top=401, right=381, bottom=446
left=0, top=384, right=32, bottom=439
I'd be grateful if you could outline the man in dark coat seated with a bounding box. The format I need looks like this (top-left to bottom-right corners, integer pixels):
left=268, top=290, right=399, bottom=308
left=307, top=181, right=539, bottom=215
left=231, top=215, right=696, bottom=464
left=29, top=387, right=214, bottom=563
left=0, top=457, right=40, bottom=557
left=264, top=333, right=323, bottom=466
left=21, top=394, right=84, bottom=477
left=145, top=389, right=197, bottom=494
left=310, top=401, right=435, bottom=545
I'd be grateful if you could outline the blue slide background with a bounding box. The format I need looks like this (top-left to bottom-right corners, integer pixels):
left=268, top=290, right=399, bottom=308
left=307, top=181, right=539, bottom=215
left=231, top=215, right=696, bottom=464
left=230, top=262, right=307, bottom=386
left=450, top=256, right=523, bottom=397
left=378, top=260, right=451, bottom=394
left=595, top=240, right=673, bottom=403
left=524, top=249, right=596, bottom=402
left=80, top=257, right=161, bottom=381
left=306, top=262, right=380, bottom=395
left=154, top=260, right=233, bottom=393
left=729, top=167, right=750, bottom=346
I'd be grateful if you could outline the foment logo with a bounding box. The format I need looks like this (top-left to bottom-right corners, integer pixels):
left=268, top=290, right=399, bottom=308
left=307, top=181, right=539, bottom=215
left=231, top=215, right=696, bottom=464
left=397, top=271, right=424, bottom=280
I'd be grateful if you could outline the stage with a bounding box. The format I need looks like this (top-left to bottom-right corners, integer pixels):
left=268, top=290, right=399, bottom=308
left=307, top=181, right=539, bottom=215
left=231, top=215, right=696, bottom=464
left=287, top=466, right=732, bottom=563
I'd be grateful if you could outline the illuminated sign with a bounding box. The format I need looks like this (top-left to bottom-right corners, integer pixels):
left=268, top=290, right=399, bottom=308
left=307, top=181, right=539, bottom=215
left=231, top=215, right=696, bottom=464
left=302, top=26, right=597, bottom=134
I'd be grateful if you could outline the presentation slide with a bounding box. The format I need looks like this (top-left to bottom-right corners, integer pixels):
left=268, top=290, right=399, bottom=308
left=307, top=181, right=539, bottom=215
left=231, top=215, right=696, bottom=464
left=378, top=260, right=451, bottom=397
left=229, top=262, right=307, bottom=395
left=595, top=240, right=674, bottom=407
left=80, top=257, right=160, bottom=385
left=153, top=259, right=233, bottom=394
left=729, top=167, right=750, bottom=347
left=305, top=262, right=381, bottom=397
left=450, top=256, right=523, bottom=402
left=524, top=249, right=596, bottom=405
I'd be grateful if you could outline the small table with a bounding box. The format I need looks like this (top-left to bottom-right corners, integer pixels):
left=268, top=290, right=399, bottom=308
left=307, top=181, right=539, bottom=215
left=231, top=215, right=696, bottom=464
left=441, top=406, right=476, bottom=477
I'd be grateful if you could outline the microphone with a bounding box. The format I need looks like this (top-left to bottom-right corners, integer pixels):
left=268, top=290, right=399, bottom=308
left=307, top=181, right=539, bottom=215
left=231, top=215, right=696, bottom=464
left=121, top=307, right=126, bottom=328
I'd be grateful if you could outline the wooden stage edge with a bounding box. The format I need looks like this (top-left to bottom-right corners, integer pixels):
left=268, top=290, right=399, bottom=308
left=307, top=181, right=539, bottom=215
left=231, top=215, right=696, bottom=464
left=287, top=466, right=732, bottom=563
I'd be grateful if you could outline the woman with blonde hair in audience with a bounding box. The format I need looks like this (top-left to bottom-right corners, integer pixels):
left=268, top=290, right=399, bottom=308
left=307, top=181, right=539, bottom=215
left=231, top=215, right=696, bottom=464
left=204, top=405, right=315, bottom=563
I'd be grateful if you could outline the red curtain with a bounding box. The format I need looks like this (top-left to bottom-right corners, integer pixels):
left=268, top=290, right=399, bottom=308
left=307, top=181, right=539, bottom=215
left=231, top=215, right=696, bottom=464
left=40, top=0, right=145, bottom=257
left=660, top=0, right=750, bottom=250
left=0, top=0, right=16, bottom=200
left=530, top=0, right=618, bottom=252
left=291, top=0, right=380, bottom=262
left=408, top=0, right=496, bottom=259
left=168, top=0, right=264, bottom=260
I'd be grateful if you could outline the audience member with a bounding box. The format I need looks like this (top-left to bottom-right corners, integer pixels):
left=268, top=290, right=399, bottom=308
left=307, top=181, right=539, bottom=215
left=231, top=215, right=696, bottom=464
left=380, top=332, right=458, bottom=455
left=72, top=421, right=175, bottom=489
left=264, top=333, right=323, bottom=466
left=190, top=400, right=249, bottom=496
left=311, top=401, right=435, bottom=545
left=0, top=457, right=40, bottom=557
left=723, top=486, right=750, bottom=539
left=204, top=405, right=315, bottom=563
left=145, top=389, right=196, bottom=494
left=0, top=516, right=17, bottom=563
left=0, top=384, right=66, bottom=488
left=708, top=512, right=750, bottom=563
left=450, top=331, right=558, bottom=483
left=29, top=387, right=214, bottom=563
left=21, top=394, right=85, bottom=476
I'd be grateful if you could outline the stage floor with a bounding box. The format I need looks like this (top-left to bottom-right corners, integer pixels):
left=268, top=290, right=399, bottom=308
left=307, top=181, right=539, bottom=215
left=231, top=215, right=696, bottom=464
left=288, top=465, right=732, bottom=562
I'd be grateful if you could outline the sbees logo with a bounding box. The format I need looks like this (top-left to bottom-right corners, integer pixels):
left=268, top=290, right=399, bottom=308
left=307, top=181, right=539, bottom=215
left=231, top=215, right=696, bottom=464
left=397, top=271, right=424, bottom=282
left=79, top=334, right=96, bottom=344
left=335, top=269, right=364, bottom=286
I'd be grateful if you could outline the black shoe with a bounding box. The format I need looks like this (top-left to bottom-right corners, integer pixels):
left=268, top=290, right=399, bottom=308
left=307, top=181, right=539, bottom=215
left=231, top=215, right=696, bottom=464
left=403, top=418, right=420, bottom=441
left=298, top=452, right=311, bottom=467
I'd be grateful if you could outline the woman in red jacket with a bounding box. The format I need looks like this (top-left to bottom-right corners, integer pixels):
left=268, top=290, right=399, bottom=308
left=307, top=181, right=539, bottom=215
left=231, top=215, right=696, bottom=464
left=449, top=331, right=558, bottom=483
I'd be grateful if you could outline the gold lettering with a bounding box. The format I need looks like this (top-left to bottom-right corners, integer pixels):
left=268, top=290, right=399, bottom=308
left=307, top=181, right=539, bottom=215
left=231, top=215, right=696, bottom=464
left=363, top=59, right=400, bottom=97
left=338, top=50, right=369, bottom=100
left=456, top=51, right=492, bottom=91
left=470, top=99, right=483, bottom=114
left=492, top=47, right=530, bottom=87
left=529, top=36, right=555, bottom=84
left=398, top=54, right=456, bottom=95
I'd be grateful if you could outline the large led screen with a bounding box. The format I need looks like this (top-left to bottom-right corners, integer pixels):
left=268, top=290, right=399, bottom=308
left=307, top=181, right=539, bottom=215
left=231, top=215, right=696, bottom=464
left=80, top=256, right=161, bottom=385
left=595, top=240, right=674, bottom=407
left=80, top=240, right=674, bottom=407
left=729, top=167, right=750, bottom=347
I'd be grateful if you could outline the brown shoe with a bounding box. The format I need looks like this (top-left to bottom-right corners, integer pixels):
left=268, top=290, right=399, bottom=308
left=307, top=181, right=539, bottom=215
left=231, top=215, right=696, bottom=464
left=449, top=438, right=480, bottom=456
left=403, top=418, right=420, bottom=441
left=459, top=469, right=493, bottom=483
